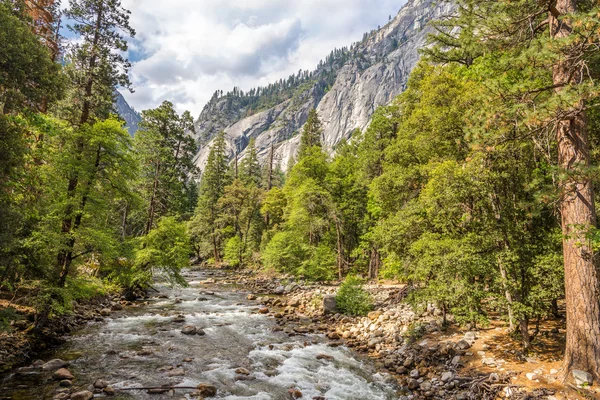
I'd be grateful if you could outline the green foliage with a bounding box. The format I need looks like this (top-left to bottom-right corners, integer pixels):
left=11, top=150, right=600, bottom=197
left=0, top=2, right=64, bottom=113
left=262, top=231, right=306, bottom=274
left=335, top=275, right=373, bottom=316
left=135, top=217, right=189, bottom=287
left=223, top=236, right=243, bottom=268
left=298, top=109, right=323, bottom=159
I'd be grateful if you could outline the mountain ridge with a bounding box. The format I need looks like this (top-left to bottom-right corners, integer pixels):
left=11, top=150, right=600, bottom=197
left=192, top=0, right=453, bottom=172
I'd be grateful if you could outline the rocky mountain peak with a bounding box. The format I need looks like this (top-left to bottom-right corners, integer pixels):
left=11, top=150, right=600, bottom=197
left=192, top=0, right=453, bottom=173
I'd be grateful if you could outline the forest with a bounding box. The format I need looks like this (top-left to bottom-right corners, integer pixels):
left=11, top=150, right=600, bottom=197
left=1, top=0, right=600, bottom=388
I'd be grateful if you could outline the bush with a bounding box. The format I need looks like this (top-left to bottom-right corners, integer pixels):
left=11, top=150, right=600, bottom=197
left=224, top=236, right=243, bottom=267
left=336, top=275, right=373, bottom=316
left=299, top=244, right=336, bottom=281
left=262, top=231, right=306, bottom=274
left=135, top=217, right=190, bottom=286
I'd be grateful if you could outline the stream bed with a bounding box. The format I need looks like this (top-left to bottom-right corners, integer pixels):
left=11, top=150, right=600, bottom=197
left=1, top=269, right=399, bottom=400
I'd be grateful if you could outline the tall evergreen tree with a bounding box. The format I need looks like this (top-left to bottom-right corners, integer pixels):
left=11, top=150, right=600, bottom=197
left=298, top=108, right=323, bottom=159
left=54, top=0, right=135, bottom=289
left=427, top=0, right=600, bottom=380
left=190, top=132, right=231, bottom=264
left=134, top=101, right=197, bottom=235
left=240, top=138, right=261, bottom=187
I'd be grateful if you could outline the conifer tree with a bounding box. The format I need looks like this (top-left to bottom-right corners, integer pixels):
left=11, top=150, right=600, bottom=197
left=190, top=132, right=231, bottom=264
left=298, top=108, right=323, bottom=159
left=427, top=0, right=600, bottom=380
left=240, top=138, right=261, bottom=187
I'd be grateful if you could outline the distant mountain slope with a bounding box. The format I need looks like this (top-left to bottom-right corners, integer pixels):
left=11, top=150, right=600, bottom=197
left=114, top=91, right=142, bottom=136
left=193, top=0, right=453, bottom=172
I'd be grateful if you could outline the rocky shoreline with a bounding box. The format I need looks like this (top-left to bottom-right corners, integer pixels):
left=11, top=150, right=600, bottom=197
left=229, top=270, right=597, bottom=400
left=0, top=294, right=122, bottom=374
left=2, top=268, right=598, bottom=400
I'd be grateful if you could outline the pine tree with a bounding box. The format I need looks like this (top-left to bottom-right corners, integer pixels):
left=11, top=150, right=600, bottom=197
left=190, top=132, right=231, bottom=264
left=427, top=0, right=600, bottom=380
left=298, top=108, right=323, bottom=159
left=135, top=101, right=197, bottom=235
left=54, top=0, right=135, bottom=289
left=63, top=0, right=135, bottom=125
left=240, top=138, right=261, bottom=187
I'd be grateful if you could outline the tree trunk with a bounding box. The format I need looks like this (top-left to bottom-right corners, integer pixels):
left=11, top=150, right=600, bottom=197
left=519, top=317, right=531, bottom=352
left=334, top=217, right=343, bottom=280
left=551, top=0, right=600, bottom=382
left=58, top=144, right=102, bottom=287
left=498, top=259, right=515, bottom=332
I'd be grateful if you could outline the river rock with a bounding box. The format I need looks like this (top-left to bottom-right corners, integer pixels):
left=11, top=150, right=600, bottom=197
left=235, top=367, right=251, bottom=375
left=59, top=380, right=72, bottom=387
left=196, top=383, right=217, bottom=397
left=368, top=310, right=383, bottom=321
left=409, top=368, right=420, bottom=379
left=111, top=302, right=123, bottom=311
left=288, top=388, right=303, bottom=398
left=408, top=378, right=419, bottom=390
left=42, top=359, right=69, bottom=370
left=258, top=307, right=269, bottom=314
left=573, top=369, right=593, bottom=386
left=103, top=386, right=115, bottom=396
left=455, top=340, right=471, bottom=350
left=53, top=393, right=70, bottom=400
left=70, top=391, right=93, bottom=400
left=52, top=368, right=74, bottom=380
left=166, top=368, right=185, bottom=377
left=273, top=286, right=285, bottom=295
left=247, top=294, right=257, bottom=300
left=316, top=354, right=334, bottom=361
left=323, top=296, right=337, bottom=314
left=100, top=308, right=111, bottom=316
left=94, top=378, right=109, bottom=388
left=196, top=328, right=206, bottom=336
left=441, top=371, right=453, bottom=382
left=181, top=326, right=197, bottom=335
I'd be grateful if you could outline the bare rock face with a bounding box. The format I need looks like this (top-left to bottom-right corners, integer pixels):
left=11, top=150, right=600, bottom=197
left=192, top=0, right=454, bottom=174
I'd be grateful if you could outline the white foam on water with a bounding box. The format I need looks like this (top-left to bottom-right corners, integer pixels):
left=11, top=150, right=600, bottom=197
left=249, top=343, right=396, bottom=400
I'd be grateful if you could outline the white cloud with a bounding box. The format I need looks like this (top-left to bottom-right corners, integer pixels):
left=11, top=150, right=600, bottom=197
left=119, top=0, right=405, bottom=116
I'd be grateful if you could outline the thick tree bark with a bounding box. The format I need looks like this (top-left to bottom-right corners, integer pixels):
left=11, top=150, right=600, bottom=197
left=551, top=0, right=600, bottom=382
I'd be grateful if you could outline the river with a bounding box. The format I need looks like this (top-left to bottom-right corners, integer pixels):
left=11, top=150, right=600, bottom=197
left=1, top=269, right=399, bottom=400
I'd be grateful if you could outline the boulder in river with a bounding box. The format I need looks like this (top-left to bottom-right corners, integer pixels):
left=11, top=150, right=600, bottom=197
left=52, top=368, right=74, bottom=380
left=235, top=367, right=251, bottom=375
left=42, top=359, right=68, bottom=370
left=94, top=378, right=108, bottom=389
left=196, top=383, right=217, bottom=397
left=166, top=368, right=185, bottom=377
left=100, top=308, right=111, bottom=316
left=181, top=326, right=197, bottom=335
left=70, top=391, right=93, bottom=400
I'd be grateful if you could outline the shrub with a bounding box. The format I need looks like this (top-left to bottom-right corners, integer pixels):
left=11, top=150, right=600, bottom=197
left=224, top=236, right=243, bottom=267
left=336, top=275, right=373, bottom=316
left=262, top=231, right=306, bottom=274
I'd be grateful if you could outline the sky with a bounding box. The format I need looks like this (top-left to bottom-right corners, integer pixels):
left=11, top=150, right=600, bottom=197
left=112, top=0, right=406, bottom=117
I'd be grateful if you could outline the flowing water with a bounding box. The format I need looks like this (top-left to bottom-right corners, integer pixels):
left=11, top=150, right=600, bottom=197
left=1, top=270, right=399, bottom=399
